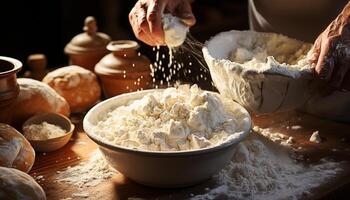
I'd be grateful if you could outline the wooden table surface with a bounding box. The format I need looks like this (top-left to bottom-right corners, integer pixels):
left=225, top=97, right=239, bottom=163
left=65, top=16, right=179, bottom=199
left=29, top=111, right=350, bottom=200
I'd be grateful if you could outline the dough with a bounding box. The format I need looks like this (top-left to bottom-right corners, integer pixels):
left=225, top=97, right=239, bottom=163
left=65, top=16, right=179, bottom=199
left=0, top=167, right=46, bottom=200
left=43, top=66, right=101, bottom=113
left=0, top=123, right=35, bottom=173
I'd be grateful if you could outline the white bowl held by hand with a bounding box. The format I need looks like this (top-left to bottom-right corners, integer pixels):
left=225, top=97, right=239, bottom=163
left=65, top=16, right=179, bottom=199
left=83, top=89, right=251, bottom=188
left=203, top=30, right=319, bottom=114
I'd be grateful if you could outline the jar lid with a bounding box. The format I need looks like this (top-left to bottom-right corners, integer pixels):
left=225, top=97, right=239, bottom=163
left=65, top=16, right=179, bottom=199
left=64, top=16, right=111, bottom=54
left=106, top=40, right=140, bottom=51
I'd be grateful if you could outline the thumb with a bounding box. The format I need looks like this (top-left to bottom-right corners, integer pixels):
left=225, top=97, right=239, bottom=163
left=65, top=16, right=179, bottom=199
left=175, top=1, right=196, bottom=27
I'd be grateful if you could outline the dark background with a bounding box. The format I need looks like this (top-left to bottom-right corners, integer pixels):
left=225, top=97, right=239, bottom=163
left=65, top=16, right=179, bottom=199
left=0, top=0, right=248, bottom=70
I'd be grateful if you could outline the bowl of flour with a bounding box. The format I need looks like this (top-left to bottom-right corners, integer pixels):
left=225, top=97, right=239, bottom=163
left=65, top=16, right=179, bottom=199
left=83, top=85, right=251, bottom=187
left=203, top=30, right=318, bottom=113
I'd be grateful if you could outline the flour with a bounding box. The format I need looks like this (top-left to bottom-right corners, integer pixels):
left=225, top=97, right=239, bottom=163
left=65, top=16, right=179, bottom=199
left=56, top=150, right=116, bottom=188
left=92, top=85, right=241, bottom=151
left=190, top=134, right=342, bottom=200
left=162, top=14, right=188, bottom=68
left=310, top=131, right=322, bottom=143
left=227, top=31, right=312, bottom=78
left=203, top=30, right=317, bottom=113
left=23, top=122, right=66, bottom=140
left=162, top=14, right=188, bottom=48
left=253, top=126, right=293, bottom=147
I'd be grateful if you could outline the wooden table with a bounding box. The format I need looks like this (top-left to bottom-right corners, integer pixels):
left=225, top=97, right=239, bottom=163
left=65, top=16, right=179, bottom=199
left=30, top=111, right=350, bottom=200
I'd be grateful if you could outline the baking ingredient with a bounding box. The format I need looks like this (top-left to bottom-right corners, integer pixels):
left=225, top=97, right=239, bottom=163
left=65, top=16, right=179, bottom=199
left=253, top=126, right=293, bottom=147
left=23, top=122, right=66, bottom=140
left=310, top=131, right=322, bottom=143
left=162, top=14, right=189, bottom=68
left=228, top=32, right=312, bottom=78
left=56, top=150, right=116, bottom=188
left=190, top=134, right=342, bottom=200
left=93, top=85, right=240, bottom=151
left=162, top=14, right=188, bottom=48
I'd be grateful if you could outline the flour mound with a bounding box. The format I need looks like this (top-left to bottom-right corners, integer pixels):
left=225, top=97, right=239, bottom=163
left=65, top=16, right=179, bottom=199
left=92, top=85, right=245, bottom=151
left=191, top=135, right=342, bottom=200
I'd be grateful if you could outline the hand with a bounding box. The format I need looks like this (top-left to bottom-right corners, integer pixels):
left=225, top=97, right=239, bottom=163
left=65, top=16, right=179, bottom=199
left=312, top=2, right=350, bottom=90
left=129, top=0, right=196, bottom=46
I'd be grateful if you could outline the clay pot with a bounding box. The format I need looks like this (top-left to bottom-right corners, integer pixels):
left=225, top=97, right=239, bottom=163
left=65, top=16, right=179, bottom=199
left=64, top=16, right=111, bottom=71
left=25, top=54, right=47, bottom=80
left=95, top=40, right=152, bottom=98
left=0, top=56, right=22, bottom=107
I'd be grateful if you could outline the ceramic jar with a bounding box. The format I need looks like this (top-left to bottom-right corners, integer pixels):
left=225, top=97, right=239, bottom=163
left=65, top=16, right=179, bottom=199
left=64, top=16, right=111, bottom=71
left=25, top=54, right=47, bottom=80
left=95, top=40, right=152, bottom=97
left=0, top=56, right=22, bottom=107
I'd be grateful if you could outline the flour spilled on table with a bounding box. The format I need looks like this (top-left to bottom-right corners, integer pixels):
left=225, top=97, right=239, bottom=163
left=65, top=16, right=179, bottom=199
left=56, top=150, right=116, bottom=188
left=190, top=133, right=342, bottom=200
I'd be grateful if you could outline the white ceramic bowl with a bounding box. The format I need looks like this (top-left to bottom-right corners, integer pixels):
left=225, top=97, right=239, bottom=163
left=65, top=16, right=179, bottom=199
left=203, top=30, right=318, bottom=114
left=83, top=89, right=251, bottom=188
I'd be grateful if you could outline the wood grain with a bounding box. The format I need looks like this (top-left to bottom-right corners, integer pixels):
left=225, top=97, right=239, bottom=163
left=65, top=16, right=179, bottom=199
left=29, top=111, right=350, bottom=200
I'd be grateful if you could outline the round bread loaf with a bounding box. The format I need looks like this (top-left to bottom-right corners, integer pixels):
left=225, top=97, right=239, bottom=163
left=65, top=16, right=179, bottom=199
left=0, top=78, right=70, bottom=128
left=0, top=123, right=35, bottom=173
left=0, top=167, right=46, bottom=200
left=43, top=65, right=101, bottom=113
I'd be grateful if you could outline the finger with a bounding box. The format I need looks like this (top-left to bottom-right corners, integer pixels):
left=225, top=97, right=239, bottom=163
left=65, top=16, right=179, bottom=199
left=137, top=4, right=158, bottom=46
left=147, top=0, right=166, bottom=45
left=315, top=38, right=333, bottom=80
left=310, top=36, right=321, bottom=64
left=175, top=1, right=196, bottom=26
left=138, top=30, right=158, bottom=46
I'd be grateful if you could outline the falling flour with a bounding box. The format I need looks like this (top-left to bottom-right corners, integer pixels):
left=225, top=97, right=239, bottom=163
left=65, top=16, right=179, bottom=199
left=190, top=134, right=342, bottom=200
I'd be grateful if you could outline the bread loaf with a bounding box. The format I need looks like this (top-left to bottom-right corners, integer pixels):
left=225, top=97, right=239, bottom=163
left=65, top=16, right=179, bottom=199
left=43, top=66, right=101, bottom=113
left=0, top=167, right=46, bottom=200
left=0, top=123, right=35, bottom=173
left=0, top=78, right=70, bottom=128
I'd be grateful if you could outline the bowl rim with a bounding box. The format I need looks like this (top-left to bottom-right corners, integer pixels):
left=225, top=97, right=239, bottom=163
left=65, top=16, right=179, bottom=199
left=22, top=112, right=75, bottom=142
left=83, top=88, right=252, bottom=156
left=0, top=56, right=22, bottom=76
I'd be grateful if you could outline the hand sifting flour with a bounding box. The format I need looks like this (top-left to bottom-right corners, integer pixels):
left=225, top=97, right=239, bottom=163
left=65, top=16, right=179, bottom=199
left=162, top=14, right=188, bottom=48
left=190, top=134, right=342, bottom=200
left=92, top=85, right=240, bottom=151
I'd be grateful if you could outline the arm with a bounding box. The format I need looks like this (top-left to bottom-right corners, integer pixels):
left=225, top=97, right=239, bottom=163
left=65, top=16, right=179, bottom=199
left=312, top=1, right=350, bottom=90
left=129, top=0, right=196, bottom=46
